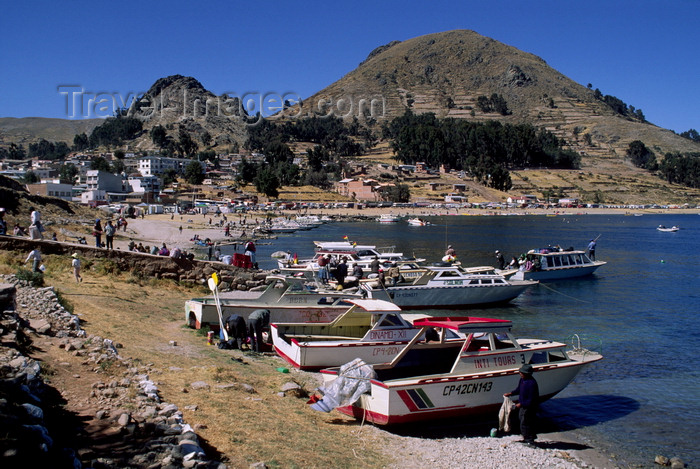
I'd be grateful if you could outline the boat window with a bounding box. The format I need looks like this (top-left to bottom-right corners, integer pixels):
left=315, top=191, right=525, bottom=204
left=494, top=279, right=506, bottom=284
left=552, top=256, right=561, bottom=267
left=561, top=256, right=569, bottom=266
left=530, top=352, right=548, bottom=364
left=469, top=280, right=479, bottom=285
left=438, top=271, right=460, bottom=278
left=548, top=351, right=568, bottom=362
left=493, top=337, right=516, bottom=350
left=317, top=297, right=334, bottom=304
left=480, top=279, right=493, bottom=284
left=466, top=337, right=491, bottom=352
left=377, top=314, right=404, bottom=326
left=540, top=257, right=548, bottom=268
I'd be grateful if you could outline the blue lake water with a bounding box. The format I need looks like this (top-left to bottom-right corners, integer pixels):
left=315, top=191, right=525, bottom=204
left=224, top=213, right=700, bottom=467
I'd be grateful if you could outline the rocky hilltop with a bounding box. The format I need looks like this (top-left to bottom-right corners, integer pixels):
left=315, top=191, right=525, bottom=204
left=302, top=30, right=699, bottom=159
left=125, top=75, right=248, bottom=150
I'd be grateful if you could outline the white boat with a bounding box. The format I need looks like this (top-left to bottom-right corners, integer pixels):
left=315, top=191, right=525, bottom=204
left=362, top=265, right=537, bottom=309
left=271, top=299, right=463, bottom=370
left=377, top=214, right=401, bottom=223
left=314, top=317, right=602, bottom=425
left=657, top=225, right=679, bottom=232
left=407, top=218, right=431, bottom=226
left=277, top=241, right=425, bottom=275
left=509, top=248, right=606, bottom=281
left=185, top=275, right=364, bottom=330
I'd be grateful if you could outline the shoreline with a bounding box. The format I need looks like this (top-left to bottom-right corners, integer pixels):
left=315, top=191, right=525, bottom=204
left=109, top=207, right=698, bottom=254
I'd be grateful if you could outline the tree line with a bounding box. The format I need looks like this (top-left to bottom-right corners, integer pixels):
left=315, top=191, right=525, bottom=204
left=627, top=140, right=700, bottom=189
left=382, top=111, right=581, bottom=191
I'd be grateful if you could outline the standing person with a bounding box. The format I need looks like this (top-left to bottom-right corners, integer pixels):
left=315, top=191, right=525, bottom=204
left=335, top=258, right=348, bottom=286
left=93, top=219, right=103, bottom=248
left=71, top=253, right=82, bottom=283
left=504, top=364, right=540, bottom=445
left=25, top=247, right=42, bottom=273
left=369, top=256, right=380, bottom=275
left=317, top=254, right=330, bottom=284
left=30, top=207, right=44, bottom=237
left=387, top=262, right=401, bottom=286
left=247, top=309, right=270, bottom=352
left=587, top=239, right=597, bottom=261
left=207, top=245, right=213, bottom=261
left=0, top=207, right=7, bottom=235
left=495, top=250, right=505, bottom=269
left=104, top=220, right=116, bottom=250
left=244, top=240, right=256, bottom=267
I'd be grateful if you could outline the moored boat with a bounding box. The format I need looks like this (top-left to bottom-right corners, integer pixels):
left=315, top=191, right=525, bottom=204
left=362, top=265, right=537, bottom=309
left=377, top=214, right=401, bottom=223
left=313, top=317, right=602, bottom=425
left=271, top=299, right=462, bottom=370
left=185, top=275, right=364, bottom=329
left=510, top=247, right=606, bottom=281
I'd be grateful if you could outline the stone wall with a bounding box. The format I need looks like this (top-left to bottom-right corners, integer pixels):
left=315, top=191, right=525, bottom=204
left=0, top=236, right=267, bottom=290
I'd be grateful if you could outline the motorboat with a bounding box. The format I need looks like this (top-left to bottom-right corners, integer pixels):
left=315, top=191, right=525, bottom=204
left=657, top=225, right=679, bottom=232
left=271, top=299, right=462, bottom=370
left=377, top=214, right=401, bottom=223
left=407, top=218, right=431, bottom=226
left=313, top=316, right=602, bottom=425
left=361, top=265, right=537, bottom=309
left=185, top=275, right=364, bottom=330
left=509, top=247, right=606, bottom=281
left=276, top=241, right=425, bottom=275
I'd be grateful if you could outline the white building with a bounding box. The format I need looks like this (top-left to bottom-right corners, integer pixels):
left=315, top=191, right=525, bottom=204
left=138, top=156, right=196, bottom=177
left=128, top=175, right=161, bottom=194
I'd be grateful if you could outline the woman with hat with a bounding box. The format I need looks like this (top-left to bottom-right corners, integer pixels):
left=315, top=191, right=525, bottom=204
left=71, top=253, right=82, bottom=283
left=504, top=364, right=540, bottom=445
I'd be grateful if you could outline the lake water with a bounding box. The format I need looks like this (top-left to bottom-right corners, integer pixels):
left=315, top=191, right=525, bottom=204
left=225, top=213, right=700, bottom=467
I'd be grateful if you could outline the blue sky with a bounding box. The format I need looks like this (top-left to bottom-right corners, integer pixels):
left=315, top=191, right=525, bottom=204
left=1, top=0, right=698, bottom=133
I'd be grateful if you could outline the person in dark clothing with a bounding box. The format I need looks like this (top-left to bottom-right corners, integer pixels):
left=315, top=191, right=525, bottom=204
left=247, top=309, right=270, bottom=352
left=223, top=314, right=247, bottom=349
left=495, top=250, right=505, bottom=269
left=504, top=364, right=540, bottom=445
left=335, top=258, right=348, bottom=286
left=369, top=256, right=380, bottom=275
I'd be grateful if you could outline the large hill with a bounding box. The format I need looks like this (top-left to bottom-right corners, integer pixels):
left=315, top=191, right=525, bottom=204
left=302, top=30, right=698, bottom=159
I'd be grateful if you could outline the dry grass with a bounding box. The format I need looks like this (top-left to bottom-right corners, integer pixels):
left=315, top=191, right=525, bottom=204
left=1, top=250, right=392, bottom=468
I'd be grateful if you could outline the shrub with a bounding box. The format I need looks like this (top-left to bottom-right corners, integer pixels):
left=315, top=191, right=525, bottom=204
left=15, top=268, right=44, bottom=287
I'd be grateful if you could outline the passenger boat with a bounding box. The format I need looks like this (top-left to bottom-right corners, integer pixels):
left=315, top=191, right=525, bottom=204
left=271, top=299, right=462, bottom=370
left=377, top=214, right=401, bottom=223
left=407, top=218, right=431, bottom=226
left=277, top=241, right=425, bottom=275
left=657, top=225, right=679, bottom=232
left=361, top=265, right=537, bottom=309
left=185, top=275, right=364, bottom=329
left=509, top=247, right=606, bottom=281
left=314, top=316, right=602, bottom=425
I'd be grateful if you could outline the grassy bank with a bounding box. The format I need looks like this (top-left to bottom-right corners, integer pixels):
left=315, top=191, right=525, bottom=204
left=0, top=250, right=392, bottom=468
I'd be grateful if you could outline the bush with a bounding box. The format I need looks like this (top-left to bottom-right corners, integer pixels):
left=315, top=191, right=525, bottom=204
left=15, top=268, right=44, bottom=287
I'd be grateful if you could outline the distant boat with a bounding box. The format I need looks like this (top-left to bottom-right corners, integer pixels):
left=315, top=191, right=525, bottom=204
left=407, top=217, right=430, bottom=226
left=377, top=214, right=401, bottom=223
left=657, top=225, right=679, bottom=232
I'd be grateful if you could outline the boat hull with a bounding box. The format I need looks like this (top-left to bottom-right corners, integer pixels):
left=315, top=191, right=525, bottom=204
left=511, top=262, right=605, bottom=281
left=330, top=361, right=594, bottom=425
left=368, top=282, right=534, bottom=309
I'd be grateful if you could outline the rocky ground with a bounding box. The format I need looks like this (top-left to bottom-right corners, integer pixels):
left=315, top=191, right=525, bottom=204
left=0, top=277, right=226, bottom=468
